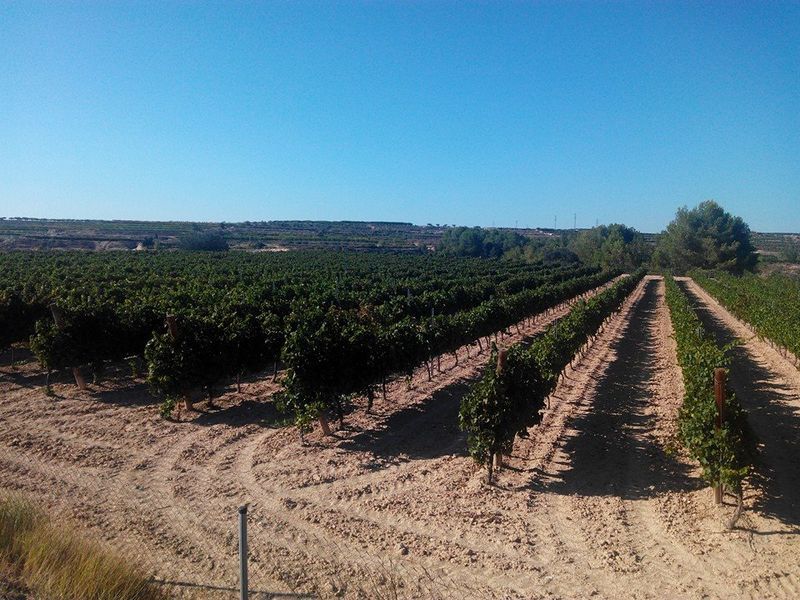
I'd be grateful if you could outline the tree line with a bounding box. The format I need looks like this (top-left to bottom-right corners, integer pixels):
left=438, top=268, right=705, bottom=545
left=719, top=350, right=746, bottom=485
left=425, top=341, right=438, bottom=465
left=438, top=201, right=761, bottom=276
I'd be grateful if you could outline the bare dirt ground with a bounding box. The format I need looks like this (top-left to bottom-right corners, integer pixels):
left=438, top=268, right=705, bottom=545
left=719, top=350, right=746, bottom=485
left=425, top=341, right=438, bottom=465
left=1, top=276, right=798, bottom=599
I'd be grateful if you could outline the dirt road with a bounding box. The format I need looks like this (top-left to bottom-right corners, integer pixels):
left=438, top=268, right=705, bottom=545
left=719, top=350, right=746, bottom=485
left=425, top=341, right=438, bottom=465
left=1, top=276, right=798, bottom=599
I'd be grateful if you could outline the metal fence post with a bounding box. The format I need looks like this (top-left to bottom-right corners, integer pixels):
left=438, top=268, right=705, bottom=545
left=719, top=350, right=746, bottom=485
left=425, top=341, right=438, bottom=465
left=239, top=505, right=248, bottom=600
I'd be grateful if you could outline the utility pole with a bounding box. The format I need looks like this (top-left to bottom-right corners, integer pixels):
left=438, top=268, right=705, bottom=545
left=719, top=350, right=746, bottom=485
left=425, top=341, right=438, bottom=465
left=574, top=213, right=577, bottom=230
left=554, top=215, right=557, bottom=230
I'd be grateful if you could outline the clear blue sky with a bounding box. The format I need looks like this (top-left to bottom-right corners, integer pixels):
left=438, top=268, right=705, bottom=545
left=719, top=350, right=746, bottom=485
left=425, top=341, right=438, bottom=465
left=2, top=1, right=798, bottom=232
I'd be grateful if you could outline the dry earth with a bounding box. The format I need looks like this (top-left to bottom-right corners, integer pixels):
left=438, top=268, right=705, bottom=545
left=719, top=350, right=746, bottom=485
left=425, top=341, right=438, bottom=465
left=0, top=276, right=798, bottom=599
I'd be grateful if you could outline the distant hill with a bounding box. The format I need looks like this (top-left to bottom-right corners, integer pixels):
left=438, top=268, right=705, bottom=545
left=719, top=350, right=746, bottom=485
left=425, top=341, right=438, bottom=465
left=0, top=217, right=797, bottom=256
left=0, top=218, right=553, bottom=252
left=0, top=218, right=441, bottom=252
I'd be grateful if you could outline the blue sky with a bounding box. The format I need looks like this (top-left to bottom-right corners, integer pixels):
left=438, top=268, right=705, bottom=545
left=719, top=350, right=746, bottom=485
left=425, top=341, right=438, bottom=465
left=2, top=2, right=798, bottom=232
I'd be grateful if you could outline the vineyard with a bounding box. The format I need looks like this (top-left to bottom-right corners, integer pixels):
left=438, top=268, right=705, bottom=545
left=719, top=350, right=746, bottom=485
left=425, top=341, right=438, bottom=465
left=0, top=251, right=615, bottom=421
left=460, top=272, right=644, bottom=481
left=691, top=270, right=800, bottom=366
left=1, top=254, right=799, bottom=599
left=3, top=0, right=797, bottom=595
left=664, top=277, right=754, bottom=522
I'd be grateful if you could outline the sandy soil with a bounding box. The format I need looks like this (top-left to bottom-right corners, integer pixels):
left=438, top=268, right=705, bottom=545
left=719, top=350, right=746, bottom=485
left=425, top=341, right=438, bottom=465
left=1, top=276, right=798, bottom=599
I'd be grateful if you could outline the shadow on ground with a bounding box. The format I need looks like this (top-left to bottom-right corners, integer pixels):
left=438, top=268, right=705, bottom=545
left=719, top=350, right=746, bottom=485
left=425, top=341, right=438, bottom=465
left=337, top=381, right=470, bottom=462
left=190, top=397, right=290, bottom=428
left=154, top=579, right=312, bottom=599
left=530, top=278, right=702, bottom=499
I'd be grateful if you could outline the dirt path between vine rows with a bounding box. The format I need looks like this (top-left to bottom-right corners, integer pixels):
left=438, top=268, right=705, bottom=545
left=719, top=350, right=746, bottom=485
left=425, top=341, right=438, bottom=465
left=1, top=276, right=798, bottom=599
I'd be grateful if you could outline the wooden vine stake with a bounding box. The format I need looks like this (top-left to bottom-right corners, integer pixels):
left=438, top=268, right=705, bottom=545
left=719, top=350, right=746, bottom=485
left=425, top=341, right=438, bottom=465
left=50, top=304, right=87, bottom=390
left=165, top=314, right=178, bottom=340
left=713, top=368, right=726, bottom=505
left=318, top=412, right=332, bottom=436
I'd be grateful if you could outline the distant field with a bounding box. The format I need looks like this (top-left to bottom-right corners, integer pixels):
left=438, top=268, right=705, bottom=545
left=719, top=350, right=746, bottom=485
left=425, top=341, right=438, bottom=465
left=0, top=217, right=444, bottom=251
left=0, top=217, right=568, bottom=252
left=0, top=218, right=457, bottom=252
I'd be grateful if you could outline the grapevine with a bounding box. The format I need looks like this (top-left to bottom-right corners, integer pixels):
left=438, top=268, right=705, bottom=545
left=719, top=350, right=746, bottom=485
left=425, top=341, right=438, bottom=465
left=460, top=271, right=645, bottom=482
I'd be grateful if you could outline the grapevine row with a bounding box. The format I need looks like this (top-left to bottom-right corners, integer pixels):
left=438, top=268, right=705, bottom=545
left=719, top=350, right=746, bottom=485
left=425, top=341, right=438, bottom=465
left=275, top=268, right=618, bottom=433
left=45, top=265, right=608, bottom=404
left=459, top=270, right=645, bottom=482
left=1, top=251, right=596, bottom=360
left=691, top=270, right=800, bottom=368
left=663, top=276, right=754, bottom=502
left=0, top=251, right=618, bottom=423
